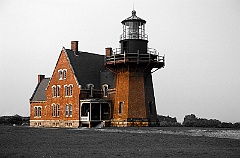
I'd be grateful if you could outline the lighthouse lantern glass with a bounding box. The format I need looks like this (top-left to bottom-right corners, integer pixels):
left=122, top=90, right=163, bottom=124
left=123, top=21, right=145, bottom=40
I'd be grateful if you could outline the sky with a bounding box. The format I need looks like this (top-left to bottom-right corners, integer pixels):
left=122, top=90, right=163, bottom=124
left=1, top=0, right=240, bottom=123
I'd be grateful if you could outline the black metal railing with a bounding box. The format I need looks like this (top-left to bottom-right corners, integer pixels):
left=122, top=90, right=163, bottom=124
left=105, top=48, right=164, bottom=65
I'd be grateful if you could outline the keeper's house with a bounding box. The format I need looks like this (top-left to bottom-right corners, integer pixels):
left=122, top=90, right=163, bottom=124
left=30, top=10, right=164, bottom=128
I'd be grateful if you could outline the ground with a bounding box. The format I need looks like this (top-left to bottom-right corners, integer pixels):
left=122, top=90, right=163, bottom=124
left=0, top=126, right=240, bottom=157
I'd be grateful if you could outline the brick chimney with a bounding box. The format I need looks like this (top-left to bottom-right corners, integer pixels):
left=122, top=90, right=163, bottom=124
left=71, top=41, right=78, bottom=52
left=105, top=47, right=112, bottom=57
left=38, top=74, right=45, bottom=83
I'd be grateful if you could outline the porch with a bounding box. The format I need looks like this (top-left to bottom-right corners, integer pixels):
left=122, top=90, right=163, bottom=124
left=80, top=99, right=111, bottom=128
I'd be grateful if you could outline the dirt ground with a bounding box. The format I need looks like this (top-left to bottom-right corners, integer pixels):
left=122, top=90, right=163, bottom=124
left=0, top=126, right=240, bottom=158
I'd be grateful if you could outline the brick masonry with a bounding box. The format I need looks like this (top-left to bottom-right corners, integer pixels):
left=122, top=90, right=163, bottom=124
left=30, top=50, right=81, bottom=128
left=111, top=64, right=158, bottom=126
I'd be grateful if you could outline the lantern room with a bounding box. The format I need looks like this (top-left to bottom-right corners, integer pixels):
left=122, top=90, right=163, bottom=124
left=121, top=10, right=147, bottom=40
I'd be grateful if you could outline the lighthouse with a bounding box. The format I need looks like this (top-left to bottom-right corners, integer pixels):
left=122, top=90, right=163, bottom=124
left=105, top=10, right=165, bottom=127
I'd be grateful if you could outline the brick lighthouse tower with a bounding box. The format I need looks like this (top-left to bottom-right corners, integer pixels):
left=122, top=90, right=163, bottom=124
left=105, top=10, right=165, bottom=127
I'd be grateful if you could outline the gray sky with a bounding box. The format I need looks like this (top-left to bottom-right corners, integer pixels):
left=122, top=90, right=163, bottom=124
left=1, top=0, right=240, bottom=123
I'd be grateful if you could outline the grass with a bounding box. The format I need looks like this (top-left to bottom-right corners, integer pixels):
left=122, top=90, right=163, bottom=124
left=0, top=126, right=240, bottom=157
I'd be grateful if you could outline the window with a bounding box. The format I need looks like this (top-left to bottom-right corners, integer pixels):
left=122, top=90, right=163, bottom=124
left=52, top=104, right=56, bottom=117
left=52, top=104, right=60, bottom=117
left=65, top=104, right=73, bottom=117
left=65, top=85, right=73, bottom=97
left=52, top=86, right=56, bottom=97
left=87, top=84, right=94, bottom=97
left=69, top=104, right=72, bottom=116
left=56, top=104, right=60, bottom=117
left=52, top=104, right=55, bottom=116
left=148, top=101, right=153, bottom=114
left=102, top=84, right=108, bottom=97
left=34, top=106, right=42, bottom=117
left=69, top=85, right=73, bottom=96
left=38, top=107, right=41, bottom=117
left=59, top=69, right=63, bottom=80
left=56, top=85, right=60, bottom=97
left=65, top=85, right=68, bottom=96
left=59, top=69, right=67, bottom=80
left=63, top=69, right=67, bottom=79
left=65, top=105, right=69, bottom=117
left=119, top=102, right=123, bottom=114
left=34, top=107, right=38, bottom=117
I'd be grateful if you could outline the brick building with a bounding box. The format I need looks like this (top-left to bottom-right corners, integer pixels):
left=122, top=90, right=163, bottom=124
left=30, top=10, right=164, bottom=128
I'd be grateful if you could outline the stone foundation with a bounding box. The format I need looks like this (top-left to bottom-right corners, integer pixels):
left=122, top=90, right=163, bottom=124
left=30, top=120, right=80, bottom=128
left=111, top=118, right=159, bottom=127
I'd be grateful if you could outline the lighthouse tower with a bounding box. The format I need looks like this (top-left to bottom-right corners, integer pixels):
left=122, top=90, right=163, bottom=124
left=105, top=10, right=165, bottom=127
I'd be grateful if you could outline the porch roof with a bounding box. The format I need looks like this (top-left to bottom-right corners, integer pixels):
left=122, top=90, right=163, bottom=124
left=80, top=98, right=111, bottom=103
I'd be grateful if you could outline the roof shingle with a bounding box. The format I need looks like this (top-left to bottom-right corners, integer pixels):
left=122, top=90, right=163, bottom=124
left=30, top=78, right=50, bottom=102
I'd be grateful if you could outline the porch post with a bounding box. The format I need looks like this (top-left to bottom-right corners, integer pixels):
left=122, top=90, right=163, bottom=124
left=100, top=103, right=102, bottom=121
left=90, top=102, right=91, bottom=121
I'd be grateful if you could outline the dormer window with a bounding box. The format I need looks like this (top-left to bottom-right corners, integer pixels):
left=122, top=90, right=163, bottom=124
left=102, top=84, right=108, bottom=97
left=87, top=84, right=94, bottom=97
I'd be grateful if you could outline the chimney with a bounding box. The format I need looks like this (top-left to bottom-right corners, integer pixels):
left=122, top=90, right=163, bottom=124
left=71, top=41, right=78, bottom=52
left=38, top=74, right=45, bottom=83
left=105, top=47, right=112, bottom=57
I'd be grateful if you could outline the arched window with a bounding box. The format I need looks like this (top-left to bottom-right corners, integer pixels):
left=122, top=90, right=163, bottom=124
left=34, top=106, right=41, bottom=117
left=102, top=84, right=108, bottom=97
left=34, top=107, right=38, bottom=117
left=56, top=104, right=60, bottom=117
left=69, top=104, right=72, bottom=116
left=69, top=85, right=73, bottom=96
left=87, top=84, right=94, bottom=97
left=65, top=85, right=68, bottom=96
left=57, top=85, right=60, bottom=97
left=52, top=86, right=56, bottom=97
left=38, top=107, right=41, bottom=117
left=52, top=104, right=55, bottom=117
left=59, top=70, right=63, bottom=80
left=65, top=105, right=69, bottom=117
left=63, top=69, right=67, bottom=79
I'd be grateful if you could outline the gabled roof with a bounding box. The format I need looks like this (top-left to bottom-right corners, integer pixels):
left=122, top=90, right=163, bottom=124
left=64, top=49, right=106, bottom=89
left=30, top=78, right=50, bottom=102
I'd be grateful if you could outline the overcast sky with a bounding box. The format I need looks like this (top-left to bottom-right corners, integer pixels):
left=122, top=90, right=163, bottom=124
left=1, top=0, right=240, bottom=123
